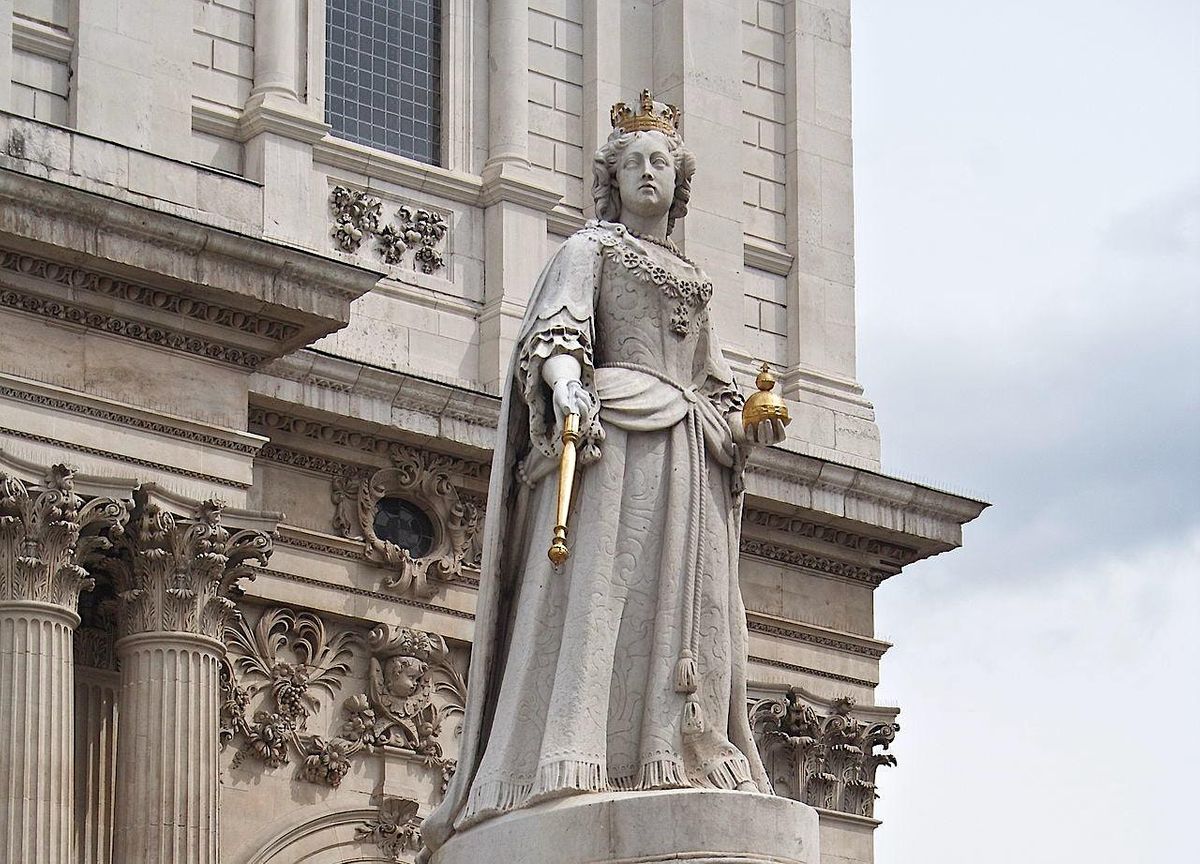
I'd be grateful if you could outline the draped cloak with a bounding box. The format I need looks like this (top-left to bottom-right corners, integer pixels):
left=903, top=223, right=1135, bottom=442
left=418, top=221, right=770, bottom=860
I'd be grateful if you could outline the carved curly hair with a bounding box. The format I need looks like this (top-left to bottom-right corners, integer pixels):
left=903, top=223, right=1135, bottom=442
left=591, top=129, right=696, bottom=236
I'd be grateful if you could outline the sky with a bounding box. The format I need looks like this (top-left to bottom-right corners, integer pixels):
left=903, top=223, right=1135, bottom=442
left=851, top=1, right=1200, bottom=861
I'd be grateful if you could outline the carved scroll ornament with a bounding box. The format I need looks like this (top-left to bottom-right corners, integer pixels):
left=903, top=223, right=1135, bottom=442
left=356, top=796, right=421, bottom=862
left=750, top=690, right=898, bottom=818
left=332, top=448, right=479, bottom=598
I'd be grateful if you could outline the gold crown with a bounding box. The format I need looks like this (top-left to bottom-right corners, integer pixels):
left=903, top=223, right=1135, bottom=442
left=610, top=89, right=681, bottom=136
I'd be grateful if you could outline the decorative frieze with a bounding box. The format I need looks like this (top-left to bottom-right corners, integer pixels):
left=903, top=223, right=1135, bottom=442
left=356, top=797, right=422, bottom=862
left=108, top=491, right=273, bottom=639
left=329, top=186, right=449, bottom=273
left=750, top=689, right=898, bottom=818
left=332, top=448, right=480, bottom=597
left=0, top=464, right=127, bottom=613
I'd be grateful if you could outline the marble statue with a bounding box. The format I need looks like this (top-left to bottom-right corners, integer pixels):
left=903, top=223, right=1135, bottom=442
left=418, top=91, right=788, bottom=861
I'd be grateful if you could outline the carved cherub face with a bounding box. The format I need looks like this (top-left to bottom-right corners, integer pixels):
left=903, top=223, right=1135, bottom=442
left=614, top=131, right=676, bottom=222
left=384, top=655, right=427, bottom=698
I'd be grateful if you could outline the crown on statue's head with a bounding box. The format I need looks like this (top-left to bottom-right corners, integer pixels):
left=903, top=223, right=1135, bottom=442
left=610, top=89, right=681, bottom=136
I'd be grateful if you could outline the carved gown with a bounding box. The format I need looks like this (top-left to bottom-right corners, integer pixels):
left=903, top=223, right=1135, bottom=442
left=420, top=221, right=769, bottom=854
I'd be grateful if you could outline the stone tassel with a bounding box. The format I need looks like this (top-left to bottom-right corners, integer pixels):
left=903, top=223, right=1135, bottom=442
left=113, top=633, right=222, bottom=864
left=74, top=669, right=118, bottom=864
left=0, top=603, right=78, bottom=864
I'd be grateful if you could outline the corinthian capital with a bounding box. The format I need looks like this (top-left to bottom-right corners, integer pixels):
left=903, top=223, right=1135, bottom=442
left=0, top=464, right=128, bottom=613
left=111, top=489, right=273, bottom=641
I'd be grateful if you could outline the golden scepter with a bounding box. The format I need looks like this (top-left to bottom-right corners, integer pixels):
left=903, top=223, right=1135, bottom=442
left=547, top=412, right=581, bottom=565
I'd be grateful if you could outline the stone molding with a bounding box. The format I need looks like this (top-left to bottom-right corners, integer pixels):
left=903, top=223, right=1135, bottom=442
left=748, top=655, right=876, bottom=689
left=0, top=374, right=266, bottom=456
left=744, top=237, right=795, bottom=276
left=250, top=407, right=490, bottom=478
left=0, top=463, right=127, bottom=613
left=750, top=689, right=899, bottom=819
left=745, top=613, right=889, bottom=660
left=741, top=538, right=890, bottom=587
left=0, top=279, right=267, bottom=369
left=108, top=488, right=274, bottom=640
left=355, top=796, right=421, bottom=862
left=743, top=506, right=918, bottom=566
left=255, top=566, right=477, bottom=621
left=0, top=425, right=251, bottom=489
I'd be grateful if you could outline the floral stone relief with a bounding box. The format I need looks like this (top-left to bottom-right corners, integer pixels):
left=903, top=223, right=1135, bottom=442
left=221, top=609, right=466, bottom=794
left=330, top=185, right=449, bottom=273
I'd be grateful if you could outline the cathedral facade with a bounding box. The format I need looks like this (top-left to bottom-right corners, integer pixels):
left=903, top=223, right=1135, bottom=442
left=0, top=1, right=983, bottom=862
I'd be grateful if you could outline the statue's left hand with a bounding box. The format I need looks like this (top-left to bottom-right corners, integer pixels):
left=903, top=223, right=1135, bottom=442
left=730, top=416, right=787, bottom=448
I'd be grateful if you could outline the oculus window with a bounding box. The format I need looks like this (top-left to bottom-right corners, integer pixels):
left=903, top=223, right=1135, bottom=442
left=373, top=497, right=436, bottom=558
left=326, top=0, right=442, bottom=165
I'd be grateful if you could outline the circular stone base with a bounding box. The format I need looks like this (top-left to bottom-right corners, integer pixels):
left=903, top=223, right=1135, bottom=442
left=431, top=789, right=819, bottom=864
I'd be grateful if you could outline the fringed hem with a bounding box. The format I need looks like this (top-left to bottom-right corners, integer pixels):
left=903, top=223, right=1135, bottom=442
left=462, top=752, right=755, bottom=828
left=609, top=758, right=690, bottom=792
left=703, top=754, right=754, bottom=790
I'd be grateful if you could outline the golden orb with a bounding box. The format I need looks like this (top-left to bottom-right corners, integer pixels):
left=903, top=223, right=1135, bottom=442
left=741, top=363, right=791, bottom=430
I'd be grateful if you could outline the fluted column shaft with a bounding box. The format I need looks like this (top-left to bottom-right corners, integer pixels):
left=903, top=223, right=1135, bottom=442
left=113, top=632, right=222, bottom=864
left=75, top=668, right=119, bottom=864
left=0, top=601, right=78, bottom=864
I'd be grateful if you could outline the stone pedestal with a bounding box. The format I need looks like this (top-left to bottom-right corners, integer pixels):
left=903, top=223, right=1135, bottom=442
left=112, top=632, right=224, bottom=864
left=431, top=790, right=819, bottom=864
left=0, top=601, right=78, bottom=863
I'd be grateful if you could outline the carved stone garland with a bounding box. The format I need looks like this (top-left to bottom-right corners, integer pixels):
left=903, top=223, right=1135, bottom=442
left=330, top=186, right=449, bottom=272
left=332, top=446, right=479, bottom=598
left=750, top=690, right=898, bottom=818
left=221, top=607, right=361, bottom=786
left=220, top=614, right=466, bottom=793
left=356, top=797, right=422, bottom=862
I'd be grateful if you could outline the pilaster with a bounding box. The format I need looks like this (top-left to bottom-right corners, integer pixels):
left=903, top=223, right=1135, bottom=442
left=651, top=0, right=748, bottom=355
left=0, top=1, right=12, bottom=113
left=109, top=489, right=274, bottom=864
left=0, top=463, right=126, bottom=864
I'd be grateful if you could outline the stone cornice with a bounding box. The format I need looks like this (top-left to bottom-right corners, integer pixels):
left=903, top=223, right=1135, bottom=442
left=748, top=655, right=876, bottom=689
left=0, top=152, right=382, bottom=358
left=741, top=537, right=890, bottom=587
left=478, top=161, right=565, bottom=211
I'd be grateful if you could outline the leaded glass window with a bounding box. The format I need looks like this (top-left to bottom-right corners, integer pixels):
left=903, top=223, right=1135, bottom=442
left=326, top=0, right=442, bottom=165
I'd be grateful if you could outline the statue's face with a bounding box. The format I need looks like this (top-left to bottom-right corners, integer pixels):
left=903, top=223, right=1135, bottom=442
left=384, top=655, right=426, bottom=698
left=615, top=131, right=675, bottom=221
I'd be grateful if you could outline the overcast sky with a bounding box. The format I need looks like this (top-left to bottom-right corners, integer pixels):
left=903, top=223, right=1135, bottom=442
left=852, top=1, right=1199, bottom=861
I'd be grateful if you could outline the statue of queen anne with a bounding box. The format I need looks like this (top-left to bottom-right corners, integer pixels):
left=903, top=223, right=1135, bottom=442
left=419, top=91, right=788, bottom=860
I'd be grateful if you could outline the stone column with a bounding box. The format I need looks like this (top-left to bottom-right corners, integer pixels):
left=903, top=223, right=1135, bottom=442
left=0, top=465, right=125, bottom=864
left=110, top=491, right=272, bottom=864
left=484, top=0, right=530, bottom=172
left=251, top=0, right=302, bottom=102
left=74, top=595, right=120, bottom=864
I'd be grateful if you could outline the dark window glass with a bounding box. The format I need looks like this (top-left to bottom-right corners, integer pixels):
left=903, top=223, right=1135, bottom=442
left=373, top=497, right=436, bottom=558
left=325, top=0, right=442, bottom=164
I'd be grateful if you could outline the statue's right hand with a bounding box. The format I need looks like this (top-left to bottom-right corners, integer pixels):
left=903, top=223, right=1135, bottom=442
left=551, top=378, right=595, bottom=434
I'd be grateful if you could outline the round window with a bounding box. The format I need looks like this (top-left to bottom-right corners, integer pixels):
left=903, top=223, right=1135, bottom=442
left=373, top=497, right=435, bottom=558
